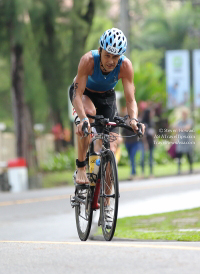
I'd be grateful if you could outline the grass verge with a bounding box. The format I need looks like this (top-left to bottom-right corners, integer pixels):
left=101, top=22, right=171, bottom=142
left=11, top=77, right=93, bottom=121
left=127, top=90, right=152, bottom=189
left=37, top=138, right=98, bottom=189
left=118, top=162, right=200, bottom=181
left=42, top=170, right=74, bottom=188
left=41, top=162, right=200, bottom=188
left=114, top=207, right=200, bottom=241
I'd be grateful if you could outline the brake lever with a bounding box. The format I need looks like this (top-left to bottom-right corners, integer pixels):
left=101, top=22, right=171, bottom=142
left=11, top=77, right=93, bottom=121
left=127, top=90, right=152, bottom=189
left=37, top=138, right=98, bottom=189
left=82, top=121, right=89, bottom=137
left=137, top=122, right=143, bottom=138
left=114, top=116, right=127, bottom=124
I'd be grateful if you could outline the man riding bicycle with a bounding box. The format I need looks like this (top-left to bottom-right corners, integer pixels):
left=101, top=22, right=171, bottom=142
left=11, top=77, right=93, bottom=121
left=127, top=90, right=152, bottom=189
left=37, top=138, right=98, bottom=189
left=69, top=28, right=145, bottom=184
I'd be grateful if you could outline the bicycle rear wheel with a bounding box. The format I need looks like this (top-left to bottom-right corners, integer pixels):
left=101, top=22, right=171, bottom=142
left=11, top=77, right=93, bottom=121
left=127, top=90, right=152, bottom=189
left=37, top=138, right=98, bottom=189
left=75, top=186, right=93, bottom=241
left=100, top=150, right=119, bottom=241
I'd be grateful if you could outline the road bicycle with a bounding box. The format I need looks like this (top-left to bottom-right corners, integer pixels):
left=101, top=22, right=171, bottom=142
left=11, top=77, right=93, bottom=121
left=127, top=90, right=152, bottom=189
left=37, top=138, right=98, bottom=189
left=70, top=114, right=143, bottom=241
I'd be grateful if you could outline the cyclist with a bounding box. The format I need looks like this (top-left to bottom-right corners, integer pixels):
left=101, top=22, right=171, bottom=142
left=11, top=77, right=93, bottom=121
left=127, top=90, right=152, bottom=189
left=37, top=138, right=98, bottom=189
left=69, top=28, right=145, bottom=184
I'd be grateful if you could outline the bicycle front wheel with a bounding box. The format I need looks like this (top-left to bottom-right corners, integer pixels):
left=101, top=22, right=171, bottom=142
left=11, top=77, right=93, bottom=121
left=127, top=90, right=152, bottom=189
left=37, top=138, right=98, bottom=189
left=100, top=150, right=119, bottom=241
left=75, top=186, right=93, bottom=241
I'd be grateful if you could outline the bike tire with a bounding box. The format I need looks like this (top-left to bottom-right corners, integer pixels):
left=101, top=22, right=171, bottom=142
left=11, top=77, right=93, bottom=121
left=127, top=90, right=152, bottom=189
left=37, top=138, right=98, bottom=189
left=100, top=150, right=119, bottom=241
left=75, top=187, right=93, bottom=241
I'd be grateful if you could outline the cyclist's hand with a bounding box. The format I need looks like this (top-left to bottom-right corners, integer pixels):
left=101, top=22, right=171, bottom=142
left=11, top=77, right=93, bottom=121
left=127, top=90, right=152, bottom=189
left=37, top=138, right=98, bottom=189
left=139, top=122, right=146, bottom=135
left=130, top=120, right=145, bottom=136
left=129, top=119, right=138, bottom=133
left=76, top=121, right=91, bottom=137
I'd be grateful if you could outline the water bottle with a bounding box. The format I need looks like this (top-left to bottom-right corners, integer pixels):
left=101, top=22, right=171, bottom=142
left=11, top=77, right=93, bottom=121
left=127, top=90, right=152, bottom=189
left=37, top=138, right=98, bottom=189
left=89, top=153, right=100, bottom=185
left=94, top=158, right=101, bottom=176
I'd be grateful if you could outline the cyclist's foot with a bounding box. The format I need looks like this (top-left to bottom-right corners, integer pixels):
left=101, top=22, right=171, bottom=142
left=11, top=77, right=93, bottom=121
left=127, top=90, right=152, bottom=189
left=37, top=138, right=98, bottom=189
left=104, top=205, right=113, bottom=220
left=104, top=206, right=113, bottom=229
left=76, top=168, right=89, bottom=184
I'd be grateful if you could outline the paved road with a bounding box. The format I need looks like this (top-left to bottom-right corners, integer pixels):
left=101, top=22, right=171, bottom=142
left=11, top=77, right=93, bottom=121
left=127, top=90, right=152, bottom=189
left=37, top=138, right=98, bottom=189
left=1, top=241, right=200, bottom=274
left=0, top=173, right=200, bottom=273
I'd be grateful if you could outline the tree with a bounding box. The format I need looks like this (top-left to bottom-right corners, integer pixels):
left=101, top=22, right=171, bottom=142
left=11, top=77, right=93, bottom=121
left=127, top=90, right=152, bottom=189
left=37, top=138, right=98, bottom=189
left=0, top=0, right=38, bottom=168
left=29, top=0, right=73, bottom=151
left=69, top=0, right=96, bottom=80
left=129, top=1, right=196, bottom=51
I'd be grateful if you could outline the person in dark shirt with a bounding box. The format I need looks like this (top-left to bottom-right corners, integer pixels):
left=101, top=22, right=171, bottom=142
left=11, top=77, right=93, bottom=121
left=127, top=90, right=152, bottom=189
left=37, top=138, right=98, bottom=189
left=142, top=108, right=156, bottom=176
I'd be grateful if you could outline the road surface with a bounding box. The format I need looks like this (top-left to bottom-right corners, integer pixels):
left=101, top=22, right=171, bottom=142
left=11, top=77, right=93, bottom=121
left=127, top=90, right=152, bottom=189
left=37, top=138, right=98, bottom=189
left=0, top=173, right=200, bottom=273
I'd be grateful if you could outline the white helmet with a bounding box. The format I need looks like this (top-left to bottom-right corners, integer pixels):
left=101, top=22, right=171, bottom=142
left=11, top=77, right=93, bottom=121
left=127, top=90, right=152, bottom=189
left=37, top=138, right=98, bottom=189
left=99, top=28, right=127, bottom=55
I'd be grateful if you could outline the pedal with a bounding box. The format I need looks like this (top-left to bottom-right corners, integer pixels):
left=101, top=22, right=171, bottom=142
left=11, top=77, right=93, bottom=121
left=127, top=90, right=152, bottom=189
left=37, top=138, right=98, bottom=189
left=75, top=183, right=89, bottom=190
left=70, top=195, right=79, bottom=208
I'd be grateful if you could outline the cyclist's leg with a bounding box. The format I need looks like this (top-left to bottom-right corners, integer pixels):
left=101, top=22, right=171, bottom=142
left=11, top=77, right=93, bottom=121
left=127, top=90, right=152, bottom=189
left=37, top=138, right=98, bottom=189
left=187, top=151, right=193, bottom=173
left=96, top=90, right=118, bottom=201
left=149, top=147, right=154, bottom=175
left=177, top=152, right=182, bottom=175
left=76, top=94, right=96, bottom=184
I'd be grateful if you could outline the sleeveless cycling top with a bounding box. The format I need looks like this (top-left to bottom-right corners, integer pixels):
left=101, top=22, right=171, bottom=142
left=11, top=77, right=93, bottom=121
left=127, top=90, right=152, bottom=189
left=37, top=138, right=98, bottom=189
left=86, top=50, right=125, bottom=92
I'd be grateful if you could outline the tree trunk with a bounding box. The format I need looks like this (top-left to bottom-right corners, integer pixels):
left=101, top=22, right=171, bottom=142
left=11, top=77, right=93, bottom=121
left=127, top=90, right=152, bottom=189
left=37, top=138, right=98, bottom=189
left=24, top=104, right=38, bottom=168
left=10, top=42, right=38, bottom=168
left=10, top=43, right=26, bottom=157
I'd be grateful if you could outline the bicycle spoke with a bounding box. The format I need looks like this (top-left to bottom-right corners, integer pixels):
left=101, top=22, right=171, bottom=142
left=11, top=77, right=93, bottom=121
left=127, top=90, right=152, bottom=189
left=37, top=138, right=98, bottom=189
left=100, top=150, right=119, bottom=241
left=75, top=188, right=93, bottom=241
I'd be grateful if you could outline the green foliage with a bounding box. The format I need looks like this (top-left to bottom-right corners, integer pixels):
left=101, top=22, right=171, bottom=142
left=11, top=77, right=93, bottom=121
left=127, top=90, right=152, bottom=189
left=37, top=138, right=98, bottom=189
left=42, top=170, right=74, bottom=188
left=85, top=16, right=113, bottom=52
left=0, top=56, right=12, bottom=121
left=134, top=62, right=166, bottom=102
left=24, top=24, right=48, bottom=124
left=40, top=146, right=75, bottom=172
left=153, top=143, right=171, bottom=165
left=116, top=50, right=166, bottom=103
left=118, top=143, right=129, bottom=166
left=131, top=1, right=195, bottom=50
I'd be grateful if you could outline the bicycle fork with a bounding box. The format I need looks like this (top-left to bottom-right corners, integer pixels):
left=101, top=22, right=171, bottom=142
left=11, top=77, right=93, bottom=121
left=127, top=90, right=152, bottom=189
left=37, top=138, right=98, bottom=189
left=92, top=179, right=100, bottom=210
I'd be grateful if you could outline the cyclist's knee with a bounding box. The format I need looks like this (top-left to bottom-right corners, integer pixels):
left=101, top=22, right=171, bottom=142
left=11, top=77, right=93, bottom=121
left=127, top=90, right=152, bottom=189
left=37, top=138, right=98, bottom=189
left=85, top=107, right=96, bottom=117
left=85, top=107, right=96, bottom=124
left=110, top=141, right=118, bottom=154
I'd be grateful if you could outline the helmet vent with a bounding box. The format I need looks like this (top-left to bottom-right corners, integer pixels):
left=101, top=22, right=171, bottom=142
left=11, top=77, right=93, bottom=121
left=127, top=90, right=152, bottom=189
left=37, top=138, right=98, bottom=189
left=99, top=28, right=127, bottom=55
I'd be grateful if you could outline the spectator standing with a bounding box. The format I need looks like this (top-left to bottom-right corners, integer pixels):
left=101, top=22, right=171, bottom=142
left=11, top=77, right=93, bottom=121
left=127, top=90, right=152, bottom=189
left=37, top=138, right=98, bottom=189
left=142, top=108, right=156, bottom=176
left=175, top=108, right=194, bottom=174
left=121, top=107, right=144, bottom=180
left=123, top=127, right=142, bottom=180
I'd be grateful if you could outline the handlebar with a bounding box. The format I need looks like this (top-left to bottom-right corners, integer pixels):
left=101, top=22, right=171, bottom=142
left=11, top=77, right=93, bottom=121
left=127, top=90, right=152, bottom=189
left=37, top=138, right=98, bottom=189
left=81, top=115, right=143, bottom=139
left=137, top=122, right=143, bottom=138
left=82, top=121, right=89, bottom=137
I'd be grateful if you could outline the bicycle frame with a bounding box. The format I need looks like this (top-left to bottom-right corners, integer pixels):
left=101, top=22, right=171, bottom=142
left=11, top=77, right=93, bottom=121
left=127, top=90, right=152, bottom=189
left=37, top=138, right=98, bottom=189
left=88, top=125, right=110, bottom=209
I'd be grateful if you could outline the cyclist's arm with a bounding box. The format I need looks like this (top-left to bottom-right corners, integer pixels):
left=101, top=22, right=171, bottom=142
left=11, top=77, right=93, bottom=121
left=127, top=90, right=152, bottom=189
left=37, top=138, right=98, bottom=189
left=72, top=52, right=93, bottom=121
left=120, top=59, right=138, bottom=121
